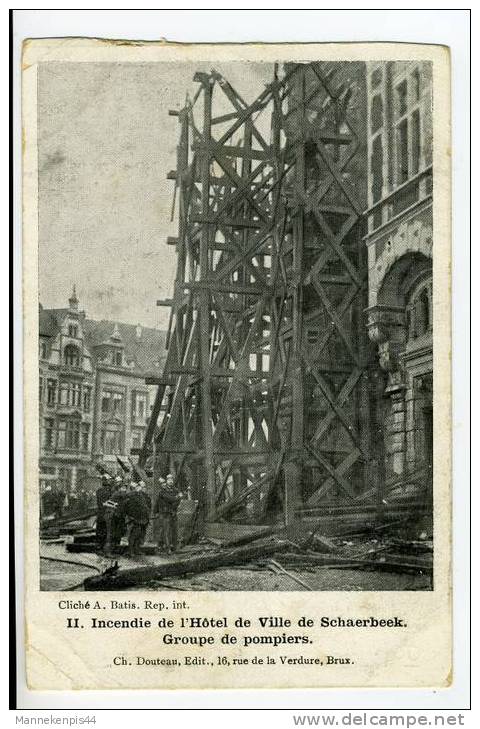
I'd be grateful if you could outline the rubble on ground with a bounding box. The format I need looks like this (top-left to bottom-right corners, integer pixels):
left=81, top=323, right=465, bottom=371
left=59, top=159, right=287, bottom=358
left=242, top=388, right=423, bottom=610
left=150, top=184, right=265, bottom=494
left=39, top=511, right=433, bottom=592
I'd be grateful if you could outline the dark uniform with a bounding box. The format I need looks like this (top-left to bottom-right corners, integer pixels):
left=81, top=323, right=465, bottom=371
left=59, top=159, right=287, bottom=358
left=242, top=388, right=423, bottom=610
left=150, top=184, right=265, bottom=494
left=125, top=489, right=152, bottom=556
left=106, top=487, right=129, bottom=551
left=155, top=483, right=181, bottom=553
left=95, top=478, right=113, bottom=551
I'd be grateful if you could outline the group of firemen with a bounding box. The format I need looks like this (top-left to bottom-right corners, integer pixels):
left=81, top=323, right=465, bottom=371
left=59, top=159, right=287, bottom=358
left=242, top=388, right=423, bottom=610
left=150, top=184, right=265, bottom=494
left=95, top=471, right=182, bottom=558
left=41, top=484, right=94, bottom=520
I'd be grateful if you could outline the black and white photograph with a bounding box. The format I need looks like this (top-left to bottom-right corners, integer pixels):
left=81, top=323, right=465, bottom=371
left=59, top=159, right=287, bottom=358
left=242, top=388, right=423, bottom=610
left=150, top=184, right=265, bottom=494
left=36, top=58, right=435, bottom=593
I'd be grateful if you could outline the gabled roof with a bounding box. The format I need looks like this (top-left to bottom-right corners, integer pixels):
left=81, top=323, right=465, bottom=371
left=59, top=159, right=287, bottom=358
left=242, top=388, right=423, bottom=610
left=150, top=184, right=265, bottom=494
left=39, top=303, right=167, bottom=376
left=83, top=319, right=167, bottom=375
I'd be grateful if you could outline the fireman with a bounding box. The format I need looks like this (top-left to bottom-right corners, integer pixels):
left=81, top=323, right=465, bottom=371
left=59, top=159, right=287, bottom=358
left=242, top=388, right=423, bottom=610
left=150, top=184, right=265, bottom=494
left=155, top=474, right=182, bottom=553
left=125, top=481, right=152, bottom=557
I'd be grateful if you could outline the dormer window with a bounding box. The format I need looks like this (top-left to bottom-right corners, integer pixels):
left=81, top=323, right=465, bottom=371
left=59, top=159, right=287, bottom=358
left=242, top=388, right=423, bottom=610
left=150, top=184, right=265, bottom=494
left=113, top=350, right=122, bottom=366
left=64, top=343, right=81, bottom=368
left=68, top=324, right=78, bottom=338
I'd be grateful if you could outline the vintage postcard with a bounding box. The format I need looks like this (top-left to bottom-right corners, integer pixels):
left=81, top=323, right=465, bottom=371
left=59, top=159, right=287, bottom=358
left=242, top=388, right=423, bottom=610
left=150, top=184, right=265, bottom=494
left=22, top=39, right=451, bottom=690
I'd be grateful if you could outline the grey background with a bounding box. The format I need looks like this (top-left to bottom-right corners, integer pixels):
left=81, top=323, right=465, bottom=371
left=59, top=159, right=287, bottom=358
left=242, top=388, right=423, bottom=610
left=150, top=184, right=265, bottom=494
left=38, top=61, right=273, bottom=328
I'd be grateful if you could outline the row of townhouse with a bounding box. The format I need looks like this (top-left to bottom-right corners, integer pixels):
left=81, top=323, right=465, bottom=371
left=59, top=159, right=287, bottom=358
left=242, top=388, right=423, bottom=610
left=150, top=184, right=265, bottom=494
left=38, top=287, right=166, bottom=494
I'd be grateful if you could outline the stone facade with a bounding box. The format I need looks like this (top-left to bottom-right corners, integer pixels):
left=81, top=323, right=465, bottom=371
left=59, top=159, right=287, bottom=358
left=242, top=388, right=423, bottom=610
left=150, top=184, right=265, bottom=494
left=364, top=61, right=433, bottom=490
left=39, top=290, right=166, bottom=494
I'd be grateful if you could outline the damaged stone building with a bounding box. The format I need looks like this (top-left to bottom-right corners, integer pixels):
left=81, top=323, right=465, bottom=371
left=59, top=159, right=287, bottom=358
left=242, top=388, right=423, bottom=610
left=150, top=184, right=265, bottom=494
left=365, top=61, right=433, bottom=493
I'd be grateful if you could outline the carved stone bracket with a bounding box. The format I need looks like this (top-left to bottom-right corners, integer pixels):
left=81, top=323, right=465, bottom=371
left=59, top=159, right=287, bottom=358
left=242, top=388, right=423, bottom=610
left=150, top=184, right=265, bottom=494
left=366, top=304, right=405, bottom=345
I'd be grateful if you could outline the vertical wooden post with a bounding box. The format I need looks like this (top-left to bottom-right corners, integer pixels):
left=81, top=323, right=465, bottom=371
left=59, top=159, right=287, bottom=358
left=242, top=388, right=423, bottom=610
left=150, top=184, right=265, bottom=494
left=199, top=78, right=216, bottom=520
left=355, top=219, right=373, bottom=499
left=241, top=119, right=253, bottom=509
left=284, top=68, right=306, bottom=525
left=146, top=435, right=158, bottom=545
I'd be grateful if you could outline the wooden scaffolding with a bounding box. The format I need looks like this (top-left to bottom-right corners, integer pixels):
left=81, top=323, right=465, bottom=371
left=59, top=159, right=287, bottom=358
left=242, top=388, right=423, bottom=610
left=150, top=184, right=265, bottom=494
left=139, top=62, right=380, bottom=530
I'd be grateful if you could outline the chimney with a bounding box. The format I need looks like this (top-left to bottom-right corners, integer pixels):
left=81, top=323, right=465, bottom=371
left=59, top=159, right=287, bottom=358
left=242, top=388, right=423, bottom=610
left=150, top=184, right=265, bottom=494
left=136, top=324, right=142, bottom=340
left=111, top=323, right=122, bottom=341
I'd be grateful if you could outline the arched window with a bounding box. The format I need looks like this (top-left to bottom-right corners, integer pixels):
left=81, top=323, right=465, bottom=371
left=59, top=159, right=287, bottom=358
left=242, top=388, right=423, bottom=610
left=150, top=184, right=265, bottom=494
left=407, top=280, right=432, bottom=341
left=64, top=344, right=81, bottom=368
left=415, top=289, right=430, bottom=337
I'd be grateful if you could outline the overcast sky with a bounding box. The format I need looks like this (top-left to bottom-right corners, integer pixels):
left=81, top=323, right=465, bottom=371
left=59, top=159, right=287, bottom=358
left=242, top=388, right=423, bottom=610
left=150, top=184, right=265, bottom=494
left=38, top=60, right=274, bottom=329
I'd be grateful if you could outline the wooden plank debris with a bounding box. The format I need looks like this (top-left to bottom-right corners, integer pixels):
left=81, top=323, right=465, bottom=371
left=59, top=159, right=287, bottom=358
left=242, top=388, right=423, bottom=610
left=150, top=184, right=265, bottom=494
left=83, top=537, right=294, bottom=590
left=266, top=559, right=313, bottom=591
left=273, top=551, right=432, bottom=575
